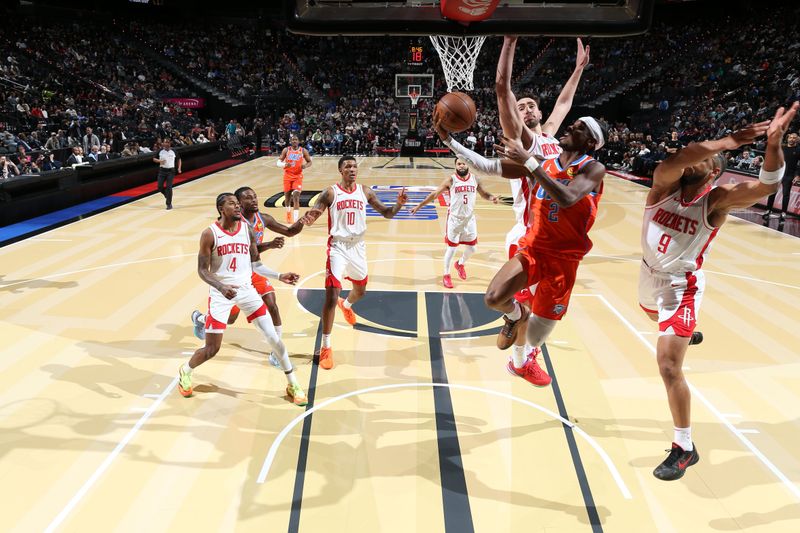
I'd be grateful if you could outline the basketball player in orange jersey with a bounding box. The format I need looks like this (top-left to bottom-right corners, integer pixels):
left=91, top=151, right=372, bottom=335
left=410, top=157, right=499, bottom=288
left=190, top=186, right=309, bottom=365
left=436, top=37, right=589, bottom=383
left=278, top=135, right=312, bottom=223
left=489, top=117, right=607, bottom=386
left=640, top=102, right=796, bottom=481
left=301, top=155, right=408, bottom=370
left=178, top=193, right=308, bottom=406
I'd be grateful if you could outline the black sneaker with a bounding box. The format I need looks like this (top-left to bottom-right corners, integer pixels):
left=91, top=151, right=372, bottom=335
left=688, top=331, right=703, bottom=345
left=653, top=442, right=699, bottom=481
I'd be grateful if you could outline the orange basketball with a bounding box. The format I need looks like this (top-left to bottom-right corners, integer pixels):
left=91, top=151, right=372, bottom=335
left=435, top=91, right=477, bottom=133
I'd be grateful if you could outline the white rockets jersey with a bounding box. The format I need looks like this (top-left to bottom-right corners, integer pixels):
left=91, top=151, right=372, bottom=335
left=210, top=221, right=252, bottom=285
left=328, top=183, right=368, bottom=240
left=448, top=172, right=478, bottom=218
left=510, top=132, right=562, bottom=226
left=642, top=187, right=720, bottom=274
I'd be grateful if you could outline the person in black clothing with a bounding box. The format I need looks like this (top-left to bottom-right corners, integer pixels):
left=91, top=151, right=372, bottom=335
left=254, top=118, right=264, bottom=157
left=763, top=132, right=800, bottom=222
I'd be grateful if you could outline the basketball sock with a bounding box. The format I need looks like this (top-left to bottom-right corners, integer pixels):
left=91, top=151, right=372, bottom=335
left=674, top=427, right=693, bottom=451
left=182, top=362, right=193, bottom=374
left=275, top=325, right=283, bottom=339
left=322, top=333, right=331, bottom=348
left=285, top=368, right=299, bottom=386
left=511, top=344, right=527, bottom=369
left=342, top=298, right=353, bottom=310
left=505, top=301, right=522, bottom=321
left=293, top=210, right=299, bottom=222
left=459, top=245, right=476, bottom=265
left=444, top=246, right=457, bottom=274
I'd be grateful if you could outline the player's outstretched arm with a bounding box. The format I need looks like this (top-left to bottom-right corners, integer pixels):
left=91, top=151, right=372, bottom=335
left=477, top=180, right=500, bottom=204
left=300, top=186, right=334, bottom=225
left=197, top=228, right=238, bottom=298
left=542, top=38, right=589, bottom=137
left=495, top=36, right=530, bottom=148
left=653, top=121, right=770, bottom=192
left=411, top=177, right=452, bottom=214
left=709, top=102, right=798, bottom=218
left=246, top=224, right=299, bottom=284
left=366, top=186, right=408, bottom=219
left=263, top=211, right=305, bottom=237
left=494, top=134, right=604, bottom=207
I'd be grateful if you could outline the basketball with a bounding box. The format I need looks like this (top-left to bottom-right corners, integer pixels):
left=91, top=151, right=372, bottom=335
left=436, top=91, right=477, bottom=133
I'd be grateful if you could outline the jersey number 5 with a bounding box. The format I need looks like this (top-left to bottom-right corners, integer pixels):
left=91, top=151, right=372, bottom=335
left=657, top=233, right=672, bottom=254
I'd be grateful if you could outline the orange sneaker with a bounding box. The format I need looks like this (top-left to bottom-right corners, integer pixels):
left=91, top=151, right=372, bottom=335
left=337, top=297, right=357, bottom=326
left=318, top=346, right=334, bottom=369
left=497, top=303, right=530, bottom=350
left=285, top=211, right=292, bottom=223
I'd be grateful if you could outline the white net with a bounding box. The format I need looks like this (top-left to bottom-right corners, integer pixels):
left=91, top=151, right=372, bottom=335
left=429, top=35, right=487, bottom=93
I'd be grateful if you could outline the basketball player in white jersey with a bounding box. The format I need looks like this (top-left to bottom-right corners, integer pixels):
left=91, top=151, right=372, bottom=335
left=278, top=135, right=312, bottom=223
left=641, top=102, right=797, bottom=481
left=190, top=186, right=309, bottom=367
left=410, top=157, right=499, bottom=288
left=301, top=155, right=408, bottom=370
left=178, top=192, right=308, bottom=406
left=434, top=37, right=590, bottom=384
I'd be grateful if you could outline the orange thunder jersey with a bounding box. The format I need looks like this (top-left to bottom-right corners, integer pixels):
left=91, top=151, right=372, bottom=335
left=518, top=154, right=603, bottom=260
left=283, top=147, right=304, bottom=177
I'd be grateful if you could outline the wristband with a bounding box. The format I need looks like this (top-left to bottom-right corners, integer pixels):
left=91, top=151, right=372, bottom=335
left=276, top=160, right=286, bottom=168
left=524, top=156, right=539, bottom=173
left=759, top=163, right=785, bottom=184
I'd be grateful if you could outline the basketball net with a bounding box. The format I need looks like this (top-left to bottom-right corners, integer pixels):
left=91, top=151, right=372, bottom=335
left=409, top=91, right=420, bottom=107
left=429, top=35, right=487, bottom=92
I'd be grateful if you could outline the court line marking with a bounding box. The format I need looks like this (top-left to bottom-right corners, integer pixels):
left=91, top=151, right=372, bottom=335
left=586, top=253, right=800, bottom=291
left=44, top=377, right=179, bottom=532
left=576, top=293, right=800, bottom=501
left=255, top=381, right=632, bottom=500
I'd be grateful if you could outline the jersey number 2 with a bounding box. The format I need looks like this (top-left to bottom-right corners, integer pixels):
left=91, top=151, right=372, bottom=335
left=548, top=202, right=559, bottom=222
left=657, top=233, right=672, bottom=254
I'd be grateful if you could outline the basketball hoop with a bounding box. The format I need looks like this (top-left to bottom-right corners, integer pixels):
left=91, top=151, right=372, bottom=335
left=409, top=91, right=420, bottom=107
left=429, top=35, right=487, bottom=92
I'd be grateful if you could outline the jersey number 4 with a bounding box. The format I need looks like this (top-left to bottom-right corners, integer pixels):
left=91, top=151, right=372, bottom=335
left=229, top=257, right=237, bottom=272
left=657, top=233, right=672, bottom=254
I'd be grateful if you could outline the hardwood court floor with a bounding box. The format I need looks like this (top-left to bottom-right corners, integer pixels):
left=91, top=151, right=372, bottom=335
left=1, top=156, right=799, bottom=532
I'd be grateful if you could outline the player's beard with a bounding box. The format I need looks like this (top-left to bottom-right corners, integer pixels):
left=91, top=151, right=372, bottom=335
left=524, top=117, right=540, bottom=129
left=680, top=169, right=709, bottom=186
left=456, top=167, right=469, bottom=177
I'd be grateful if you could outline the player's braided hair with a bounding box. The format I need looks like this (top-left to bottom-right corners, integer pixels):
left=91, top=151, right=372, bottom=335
left=216, top=192, right=234, bottom=217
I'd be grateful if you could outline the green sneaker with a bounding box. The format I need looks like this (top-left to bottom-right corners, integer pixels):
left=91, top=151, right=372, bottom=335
left=286, top=383, right=308, bottom=406
left=178, top=366, right=193, bottom=397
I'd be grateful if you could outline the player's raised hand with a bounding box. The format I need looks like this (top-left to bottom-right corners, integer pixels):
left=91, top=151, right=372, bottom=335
left=432, top=108, right=450, bottom=141
left=220, top=284, right=239, bottom=300
left=576, top=38, right=590, bottom=69
left=729, top=120, right=770, bottom=147
left=494, top=134, right=530, bottom=165
left=278, top=272, right=300, bottom=285
left=396, top=187, right=408, bottom=207
left=766, top=101, right=799, bottom=145
left=265, top=236, right=285, bottom=249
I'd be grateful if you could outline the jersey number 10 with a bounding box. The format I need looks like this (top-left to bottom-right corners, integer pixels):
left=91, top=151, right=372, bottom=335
left=346, top=212, right=356, bottom=226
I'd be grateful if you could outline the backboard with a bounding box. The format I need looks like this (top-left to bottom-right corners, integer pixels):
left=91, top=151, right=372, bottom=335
left=396, top=74, right=435, bottom=100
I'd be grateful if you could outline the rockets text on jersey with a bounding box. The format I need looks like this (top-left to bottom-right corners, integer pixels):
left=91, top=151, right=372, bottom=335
left=448, top=172, right=478, bottom=219
left=209, top=221, right=252, bottom=285
left=642, top=187, right=719, bottom=274
left=329, top=183, right=368, bottom=241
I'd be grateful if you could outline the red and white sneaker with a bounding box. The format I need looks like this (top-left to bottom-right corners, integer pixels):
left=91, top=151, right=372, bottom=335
left=454, top=261, right=467, bottom=280
left=442, top=274, right=454, bottom=289
left=506, top=351, right=551, bottom=387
